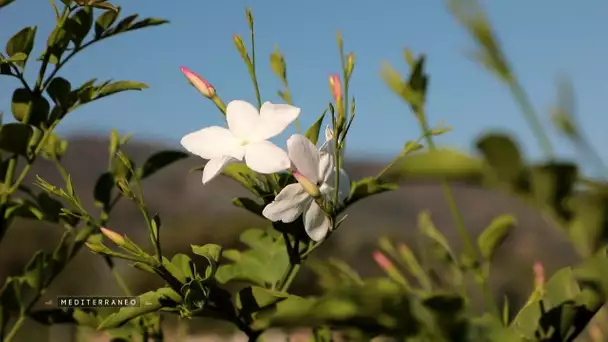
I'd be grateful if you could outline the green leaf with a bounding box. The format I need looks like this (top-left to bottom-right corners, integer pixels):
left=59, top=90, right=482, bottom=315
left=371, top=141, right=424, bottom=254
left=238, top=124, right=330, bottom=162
left=96, top=80, right=149, bottom=98
left=305, top=110, right=326, bottom=145
left=476, top=133, right=525, bottom=185
left=477, top=214, right=516, bottom=260
left=94, top=8, right=120, bottom=38
left=64, top=7, right=93, bottom=48
left=44, top=26, right=70, bottom=64
left=93, top=172, right=114, bottom=207
left=269, top=49, right=286, bottom=82
left=6, top=26, right=36, bottom=67
left=344, top=177, right=398, bottom=207
left=6, top=52, right=27, bottom=62
left=192, top=244, right=222, bottom=278
left=139, top=150, right=188, bottom=179
left=0, top=0, right=16, bottom=10
left=379, top=149, right=484, bottom=183
left=46, top=77, right=73, bottom=109
left=221, top=163, right=265, bottom=196
left=23, top=250, right=47, bottom=290
left=307, top=258, right=363, bottom=291
left=97, top=288, right=182, bottom=329
left=170, top=254, right=195, bottom=282
left=11, top=89, right=49, bottom=126
left=0, top=123, right=41, bottom=157
left=236, top=286, right=288, bottom=320
left=529, top=163, right=578, bottom=221
left=232, top=197, right=265, bottom=217
left=418, top=211, right=456, bottom=262
left=126, top=17, right=170, bottom=32
left=215, top=228, right=290, bottom=286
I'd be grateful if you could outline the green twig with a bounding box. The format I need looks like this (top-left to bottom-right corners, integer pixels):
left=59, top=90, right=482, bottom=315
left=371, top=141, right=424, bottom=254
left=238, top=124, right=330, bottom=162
left=508, top=80, right=554, bottom=159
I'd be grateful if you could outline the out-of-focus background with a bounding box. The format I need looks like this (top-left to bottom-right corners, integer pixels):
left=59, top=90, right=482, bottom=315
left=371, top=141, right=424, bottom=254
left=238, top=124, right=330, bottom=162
left=1, top=0, right=607, bottom=340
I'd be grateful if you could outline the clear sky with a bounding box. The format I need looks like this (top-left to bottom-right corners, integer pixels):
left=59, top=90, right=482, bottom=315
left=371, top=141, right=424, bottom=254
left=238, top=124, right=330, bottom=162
left=1, top=0, right=607, bottom=170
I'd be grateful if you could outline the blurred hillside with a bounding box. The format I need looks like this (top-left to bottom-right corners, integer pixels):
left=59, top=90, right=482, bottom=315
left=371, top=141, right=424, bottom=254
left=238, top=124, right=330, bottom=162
left=0, top=135, right=580, bottom=322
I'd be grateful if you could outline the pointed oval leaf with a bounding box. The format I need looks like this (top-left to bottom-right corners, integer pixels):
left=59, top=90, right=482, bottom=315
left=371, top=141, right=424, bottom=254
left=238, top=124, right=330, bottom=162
left=64, top=7, right=93, bottom=47
left=0, top=123, right=41, bottom=156
left=97, top=288, right=182, bottom=329
left=94, top=8, right=120, bottom=38
left=476, top=133, right=524, bottom=185
left=93, top=172, right=115, bottom=207
left=96, top=80, right=149, bottom=98
left=6, top=26, right=36, bottom=67
left=140, top=150, right=188, bottom=179
left=477, top=214, right=516, bottom=260
left=46, top=77, right=73, bottom=108
left=305, top=110, right=326, bottom=145
left=232, top=197, right=264, bottom=217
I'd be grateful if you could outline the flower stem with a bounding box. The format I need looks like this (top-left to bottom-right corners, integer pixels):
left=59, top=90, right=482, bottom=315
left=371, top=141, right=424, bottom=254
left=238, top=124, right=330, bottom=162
left=507, top=79, right=554, bottom=159
left=416, top=109, right=499, bottom=317
left=3, top=313, right=25, bottom=342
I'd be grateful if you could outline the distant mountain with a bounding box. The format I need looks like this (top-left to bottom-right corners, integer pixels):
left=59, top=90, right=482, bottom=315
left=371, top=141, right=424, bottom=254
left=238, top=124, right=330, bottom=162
left=0, top=135, right=579, bottom=309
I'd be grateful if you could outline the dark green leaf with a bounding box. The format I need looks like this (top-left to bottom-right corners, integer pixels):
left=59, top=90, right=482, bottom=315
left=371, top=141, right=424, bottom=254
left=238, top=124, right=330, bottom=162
left=232, top=197, right=265, bottom=217
left=140, top=150, right=188, bottom=179
left=477, top=214, right=515, bottom=260
left=93, top=172, right=114, bottom=207
left=64, top=7, right=93, bottom=48
left=126, top=18, right=170, bottom=32
left=94, top=8, right=121, bottom=38
left=108, top=14, right=138, bottom=34
left=97, top=288, right=182, bottom=329
left=305, top=110, right=326, bottom=145
left=0, top=123, right=41, bottom=157
left=46, top=77, right=72, bottom=109
left=529, top=163, right=578, bottom=222
left=0, top=0, right=16, bottom=10
left=6, top=26, right=36, bottom=67
left=476, top=133, right=525, bottom=186
left=11, top=88, right=32, bottom=122
left=96, top=80, right=149, bottom=98
left=344, top=177, right=398, bottom=207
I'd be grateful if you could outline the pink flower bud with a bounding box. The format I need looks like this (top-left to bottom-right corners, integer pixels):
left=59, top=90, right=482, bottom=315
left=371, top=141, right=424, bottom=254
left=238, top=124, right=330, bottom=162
left=293, top=171, right=320, bottom=198
left=328, top=73, right=342, bottom=103
left=533, top=261, right=545, bottom=287
left=100, top=227, right=126, bottom=246
left=373, top=251, right=395, bottom=272
left=180, top=66, right=216, bottom=98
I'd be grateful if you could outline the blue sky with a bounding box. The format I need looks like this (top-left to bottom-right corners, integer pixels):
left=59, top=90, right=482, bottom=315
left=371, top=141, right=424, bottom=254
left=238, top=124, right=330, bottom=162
left=1, top=0, right=607, bottom=170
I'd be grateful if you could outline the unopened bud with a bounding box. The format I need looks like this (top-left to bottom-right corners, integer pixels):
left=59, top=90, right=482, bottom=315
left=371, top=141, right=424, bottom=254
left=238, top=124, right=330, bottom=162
left=100, top=227, right=126, bottom=246
left=85, top=242, right=109, bottom=254
left=328, top=74, right=342, bottom=103
left=533, top=261, right=545, bottom=288
left=345, top=52, right=355, bottom=80
left=180, top=66, right=216, bottom=98
left=373, top=251, right=395, bottom=272
left=293, top=171, right=320, bottom=198
left=233, top=34, right=248, bottom=59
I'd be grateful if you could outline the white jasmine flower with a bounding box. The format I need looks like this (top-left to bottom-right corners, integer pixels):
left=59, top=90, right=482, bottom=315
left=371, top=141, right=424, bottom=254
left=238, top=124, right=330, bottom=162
left=262, top=134, right=350, bottom=241
left=181, top=100, right=300, bottom=184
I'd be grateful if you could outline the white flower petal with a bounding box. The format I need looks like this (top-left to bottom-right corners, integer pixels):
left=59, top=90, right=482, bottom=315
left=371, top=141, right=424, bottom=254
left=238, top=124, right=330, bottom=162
left=251, top=102, right=301, bottom=141
left=303, top=201, right=330, bottom=242
left=245, top=141, right=291, bottom=174
left=287, top=134, right=320, bottom=183
left=262, top=184, right=312, bottom=222
left=202, top=156, right=239, bottom=184
left=226, top=100, right=261, bottom=140
left=317, top=152, right=333, bottom=183
left=321, top=168, right=351, bottom=202
left=181, top=126, right=243, bottom=160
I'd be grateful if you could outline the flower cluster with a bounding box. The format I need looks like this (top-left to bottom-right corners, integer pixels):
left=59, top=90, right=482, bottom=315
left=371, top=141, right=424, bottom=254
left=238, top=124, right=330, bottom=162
left=180, top=73, right=350, bottom=241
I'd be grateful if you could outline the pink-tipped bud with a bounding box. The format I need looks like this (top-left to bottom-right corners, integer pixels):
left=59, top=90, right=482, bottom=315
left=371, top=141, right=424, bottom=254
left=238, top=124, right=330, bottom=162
left=533, top=261, right=545, bottom=288
left=373, top=251, right=395, bottom=272
left=180, top=66, right=216, bottom=98
left=328, top=73, right=342, bottom=103
left=293, top=171, right=320, bottom=198
left=100, top=227, right=126, bottom=246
